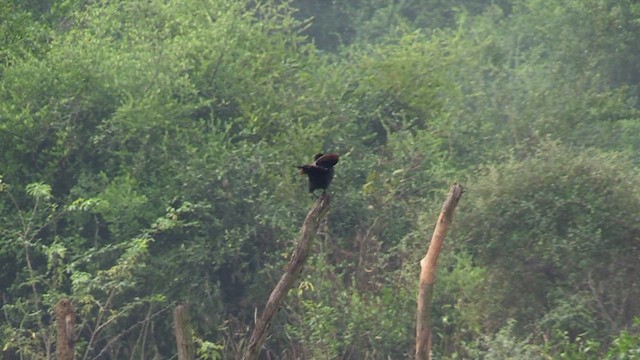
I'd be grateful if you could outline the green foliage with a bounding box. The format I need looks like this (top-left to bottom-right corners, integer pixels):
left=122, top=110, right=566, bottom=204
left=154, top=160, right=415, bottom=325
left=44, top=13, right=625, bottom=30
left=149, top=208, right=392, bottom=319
left=0, top=1, right=50, bottom=66
left=430, top=1, right=640, bottom=167
left=430, top=252, right=488, bottom=357
left=1, top=179, right=167, bottom=359
left=606, top=318, right=640, bottom=359
left=542, top=329, right=602, bottom=360
left=291, top=0, right=513, bottom=49
left=454, top=142, right=640, bottom=351
left=463, top=319, right=544, bottom=359
left=2, top=0, right=640, bottom=358
left=195, top=338, right=224, bottom=360
left=281, top=254, right=415, bottom=359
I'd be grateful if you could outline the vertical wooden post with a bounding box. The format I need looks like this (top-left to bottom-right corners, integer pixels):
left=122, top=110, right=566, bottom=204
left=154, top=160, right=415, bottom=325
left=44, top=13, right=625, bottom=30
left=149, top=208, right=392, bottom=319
left=416, top=184, right=464, bottom=360
left=55, top=298, right=76, bottom=360
left=242, top=193, right=331, bottom=360
left=174, top=303, right=194, bottom=360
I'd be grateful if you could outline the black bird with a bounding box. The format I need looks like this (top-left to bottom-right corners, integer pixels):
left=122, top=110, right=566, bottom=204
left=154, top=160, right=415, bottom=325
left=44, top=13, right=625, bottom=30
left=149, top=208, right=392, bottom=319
left=296, top=153, right=339, bottom=195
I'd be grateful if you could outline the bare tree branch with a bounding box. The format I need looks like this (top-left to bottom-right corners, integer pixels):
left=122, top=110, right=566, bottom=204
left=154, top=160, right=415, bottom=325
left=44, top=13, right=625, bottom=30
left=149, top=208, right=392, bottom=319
left=416, top=184, right=464, bottom=360
left=242, top=193, right=332, bottom=360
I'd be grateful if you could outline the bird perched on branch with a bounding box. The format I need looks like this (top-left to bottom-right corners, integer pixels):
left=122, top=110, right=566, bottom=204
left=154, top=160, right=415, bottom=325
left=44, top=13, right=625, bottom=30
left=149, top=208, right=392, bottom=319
left=296, top=153, right=339, bottom=195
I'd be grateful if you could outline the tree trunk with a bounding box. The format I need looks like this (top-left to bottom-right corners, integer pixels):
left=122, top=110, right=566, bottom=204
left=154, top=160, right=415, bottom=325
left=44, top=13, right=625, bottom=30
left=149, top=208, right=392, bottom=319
left=416, top=184, right=464, bottom=360
left=242, top=192, right=332, bottom=360
left=174, top=303, right=194, bottom=360
left=55, top=298, right=76, bottom=360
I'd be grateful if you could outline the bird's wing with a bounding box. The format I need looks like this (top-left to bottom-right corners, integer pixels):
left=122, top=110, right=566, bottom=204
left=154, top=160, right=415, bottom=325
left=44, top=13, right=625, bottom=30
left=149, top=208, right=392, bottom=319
left=297, top=164, right=330, bottom=175
left=314, top=153, right=339, bottom=168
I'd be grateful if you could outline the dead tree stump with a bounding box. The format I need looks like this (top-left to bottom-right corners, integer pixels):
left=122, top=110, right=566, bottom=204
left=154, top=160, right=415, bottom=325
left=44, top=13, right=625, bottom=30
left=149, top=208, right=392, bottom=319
left=416, top=184, right=464, bottom=360
left=174, top=303, right=194, bottom=360
left=55, top=298, right=76, bottom=360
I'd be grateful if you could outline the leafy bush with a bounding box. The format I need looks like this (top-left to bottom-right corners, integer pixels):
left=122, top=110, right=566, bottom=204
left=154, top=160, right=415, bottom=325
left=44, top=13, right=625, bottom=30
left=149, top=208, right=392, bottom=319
left=454, top=142, right=640, bottom=348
